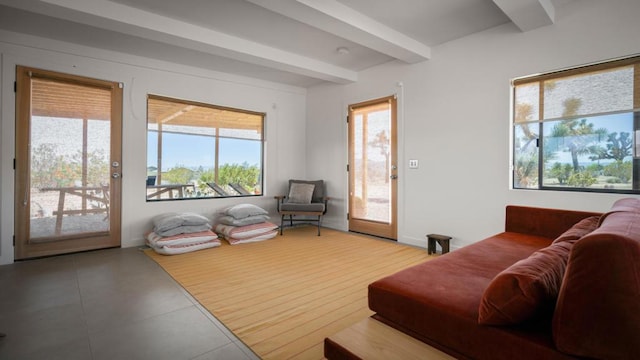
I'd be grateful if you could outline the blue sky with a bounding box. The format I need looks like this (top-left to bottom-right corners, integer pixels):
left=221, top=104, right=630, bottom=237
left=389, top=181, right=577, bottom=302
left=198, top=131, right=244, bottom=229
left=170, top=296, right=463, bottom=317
left=543, top=112, right=635, bottom=165
left=147, top=132, right=261, bottom=171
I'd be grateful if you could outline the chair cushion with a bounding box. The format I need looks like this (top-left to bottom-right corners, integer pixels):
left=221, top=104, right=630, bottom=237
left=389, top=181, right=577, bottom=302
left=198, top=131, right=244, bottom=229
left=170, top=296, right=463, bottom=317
left=288, top=182, right=315, bottom=204
left=289, top=179, right=324, bottom=202
left=280, top=202, right=325, bottom=213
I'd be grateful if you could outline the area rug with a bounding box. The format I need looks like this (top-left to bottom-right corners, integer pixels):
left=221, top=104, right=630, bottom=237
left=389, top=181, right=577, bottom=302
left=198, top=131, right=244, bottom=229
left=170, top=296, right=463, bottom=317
left=144, top=226, right=433, bottom=359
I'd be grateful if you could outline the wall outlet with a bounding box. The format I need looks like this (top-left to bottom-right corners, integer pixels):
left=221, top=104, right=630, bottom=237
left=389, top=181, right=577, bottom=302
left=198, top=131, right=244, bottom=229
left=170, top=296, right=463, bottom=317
left=409, top=159, right=418, bottom=169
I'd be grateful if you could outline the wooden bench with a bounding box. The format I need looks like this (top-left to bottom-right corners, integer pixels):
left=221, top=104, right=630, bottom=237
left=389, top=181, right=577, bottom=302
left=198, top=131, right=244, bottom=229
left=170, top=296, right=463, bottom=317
left=324, top=317, right=454, bottom=360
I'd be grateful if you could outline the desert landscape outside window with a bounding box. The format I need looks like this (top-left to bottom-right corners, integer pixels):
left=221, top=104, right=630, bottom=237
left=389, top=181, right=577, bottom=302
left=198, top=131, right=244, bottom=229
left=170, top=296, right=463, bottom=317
left=146, top=95, right=264, bottom=201
left=513, top=55, right=640, bottom=193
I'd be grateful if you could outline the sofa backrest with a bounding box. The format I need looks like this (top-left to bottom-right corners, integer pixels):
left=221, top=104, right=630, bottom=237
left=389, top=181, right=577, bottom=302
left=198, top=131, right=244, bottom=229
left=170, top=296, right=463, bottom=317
left=553, top=200, right=640, bottom=359
left=505, top=205, right=602, bottom=240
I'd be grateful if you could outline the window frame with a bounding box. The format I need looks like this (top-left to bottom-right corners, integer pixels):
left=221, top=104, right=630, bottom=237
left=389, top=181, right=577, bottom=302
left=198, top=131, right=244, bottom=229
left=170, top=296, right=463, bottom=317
left=512, top=55, right=640, bottom=194
left=146, top=94, right=265, bottom=201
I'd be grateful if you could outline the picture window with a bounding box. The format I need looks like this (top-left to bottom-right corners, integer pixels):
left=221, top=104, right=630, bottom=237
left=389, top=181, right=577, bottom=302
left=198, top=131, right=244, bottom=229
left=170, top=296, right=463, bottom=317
left=146, top=95, right=264, bottom=201
left=512, top=55, right=640, bottom=193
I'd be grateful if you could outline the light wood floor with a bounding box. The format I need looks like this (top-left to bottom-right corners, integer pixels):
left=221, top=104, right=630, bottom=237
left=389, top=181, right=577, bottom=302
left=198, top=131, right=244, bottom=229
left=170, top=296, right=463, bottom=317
left=326, top=317, right=455, bottom=360
left=145, top=226, right=433, bottom=360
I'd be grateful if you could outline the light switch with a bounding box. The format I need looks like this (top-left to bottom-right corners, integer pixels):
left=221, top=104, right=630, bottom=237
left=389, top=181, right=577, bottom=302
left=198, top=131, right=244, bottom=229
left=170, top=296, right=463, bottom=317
left=409, top=159, right=418, bottom=169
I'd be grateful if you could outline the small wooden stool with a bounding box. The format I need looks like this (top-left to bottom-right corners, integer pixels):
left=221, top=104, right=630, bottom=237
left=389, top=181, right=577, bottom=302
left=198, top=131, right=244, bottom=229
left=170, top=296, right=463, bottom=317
left=427, top=234, right=451, bottom=254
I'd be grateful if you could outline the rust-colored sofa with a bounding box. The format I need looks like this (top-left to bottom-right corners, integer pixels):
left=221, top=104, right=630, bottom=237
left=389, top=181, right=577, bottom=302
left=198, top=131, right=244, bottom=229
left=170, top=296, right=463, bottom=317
left=325, top=199, right=640, bottom=359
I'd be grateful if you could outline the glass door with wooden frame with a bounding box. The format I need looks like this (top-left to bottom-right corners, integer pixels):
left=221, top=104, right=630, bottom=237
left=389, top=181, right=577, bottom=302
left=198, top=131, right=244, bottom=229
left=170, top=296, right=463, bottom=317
left=15, top=66, right=123, bottom=260
left=348, top=96, right=398, bottom=240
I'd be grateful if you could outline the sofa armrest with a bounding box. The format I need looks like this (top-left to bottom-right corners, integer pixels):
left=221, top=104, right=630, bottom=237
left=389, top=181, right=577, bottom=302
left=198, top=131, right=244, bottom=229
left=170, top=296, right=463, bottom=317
left=505, top=205, right=601, bottom=240
left=553, top=210, right=640, bottom=358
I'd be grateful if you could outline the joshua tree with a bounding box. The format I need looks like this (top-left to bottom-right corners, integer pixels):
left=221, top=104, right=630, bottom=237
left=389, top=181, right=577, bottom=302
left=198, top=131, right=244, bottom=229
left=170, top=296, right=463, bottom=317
left=590, top=132, right=633, bottom=162
left=550, top=98, right=601, bottom=172
left=369, top=130, right=390, bottom=183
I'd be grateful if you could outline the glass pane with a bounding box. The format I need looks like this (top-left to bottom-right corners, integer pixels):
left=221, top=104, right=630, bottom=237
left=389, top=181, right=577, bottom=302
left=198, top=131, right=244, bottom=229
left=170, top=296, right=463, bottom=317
left=29, top=78, right=111, bottom=240
left=146, top=96, right=264, bottom=200
left=218, top=138, right=262, bottom=195
left=352, top=105, right=392, bottom=223
left=513, top=123, right=539, bottom=188
left=542, top=112, right=635, bottom=190
left=514, top=83, right=539, bottom=123
left=543, top=66, right=634, bottom=119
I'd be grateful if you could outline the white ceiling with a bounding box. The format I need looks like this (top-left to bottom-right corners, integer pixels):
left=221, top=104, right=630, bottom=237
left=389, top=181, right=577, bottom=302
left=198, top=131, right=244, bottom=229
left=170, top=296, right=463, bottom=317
left=0, top=0, right=568, bottom=87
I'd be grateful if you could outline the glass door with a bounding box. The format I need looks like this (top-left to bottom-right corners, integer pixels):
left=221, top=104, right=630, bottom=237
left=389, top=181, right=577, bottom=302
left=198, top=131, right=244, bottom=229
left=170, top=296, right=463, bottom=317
left=348, top=96, right=398, bottom=239
left=15, top=66, right=122, bottom=260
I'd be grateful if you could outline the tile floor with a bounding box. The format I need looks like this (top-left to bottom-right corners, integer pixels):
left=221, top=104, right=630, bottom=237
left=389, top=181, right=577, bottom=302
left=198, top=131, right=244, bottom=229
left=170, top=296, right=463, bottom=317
left=0, top=247, right=259, bottom=360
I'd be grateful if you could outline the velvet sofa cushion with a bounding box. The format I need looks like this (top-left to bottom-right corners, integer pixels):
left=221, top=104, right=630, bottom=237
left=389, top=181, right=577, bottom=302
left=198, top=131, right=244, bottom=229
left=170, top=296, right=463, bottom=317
left=552, top=216, right=600, bottom=244
left=478, top=242, right=571, bottom=325
left=478, top=216, right=599, bottom=326
left=553, top=210, right=640, bottom=359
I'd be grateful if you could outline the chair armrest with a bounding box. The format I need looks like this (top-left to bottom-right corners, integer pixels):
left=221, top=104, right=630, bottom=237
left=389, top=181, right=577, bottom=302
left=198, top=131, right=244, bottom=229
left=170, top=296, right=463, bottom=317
left=322, top=197, right=330, bottom=214
left=274, top=195, right=286, bottom=212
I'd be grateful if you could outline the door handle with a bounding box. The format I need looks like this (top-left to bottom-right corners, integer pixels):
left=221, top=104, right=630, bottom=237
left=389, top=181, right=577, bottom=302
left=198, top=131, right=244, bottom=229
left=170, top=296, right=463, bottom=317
left=390, top=175, right=398, bottom=180
left=112, top=173, right=121, bottom=179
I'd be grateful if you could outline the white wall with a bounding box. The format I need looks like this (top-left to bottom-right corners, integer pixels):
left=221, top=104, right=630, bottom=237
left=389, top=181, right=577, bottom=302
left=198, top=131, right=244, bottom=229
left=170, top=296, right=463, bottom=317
left=3, top=0, right=640, bottom=264
left=307, top=0, right=640, bottom=249
left=0, top=31, right=307, bottom=264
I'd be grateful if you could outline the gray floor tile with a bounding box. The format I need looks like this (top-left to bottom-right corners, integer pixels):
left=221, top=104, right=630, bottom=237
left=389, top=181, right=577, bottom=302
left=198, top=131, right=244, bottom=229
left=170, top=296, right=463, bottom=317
left=73, top=249, right=161, bottom=282
left=0, top=324, right=91, bottom=360
left=234, top=340, right=261, bottom=360
left=0, top=247, right=252, bottom=360
left=82, top=279, right=194, bottom=334
left=191, top=342, right=253, bottom=360
left=193, top=303, right=236, bottom=339
left=0, top=261, right=81, bottom=316
left=89, top=306, right=233, bottom=360
left=77, top=267, right=180, bottom=301
left=0, top=281, right=81, bottom=317
left=0, top=302, right=86, bottom=337
left=191, top=300, right=259, bottom=359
